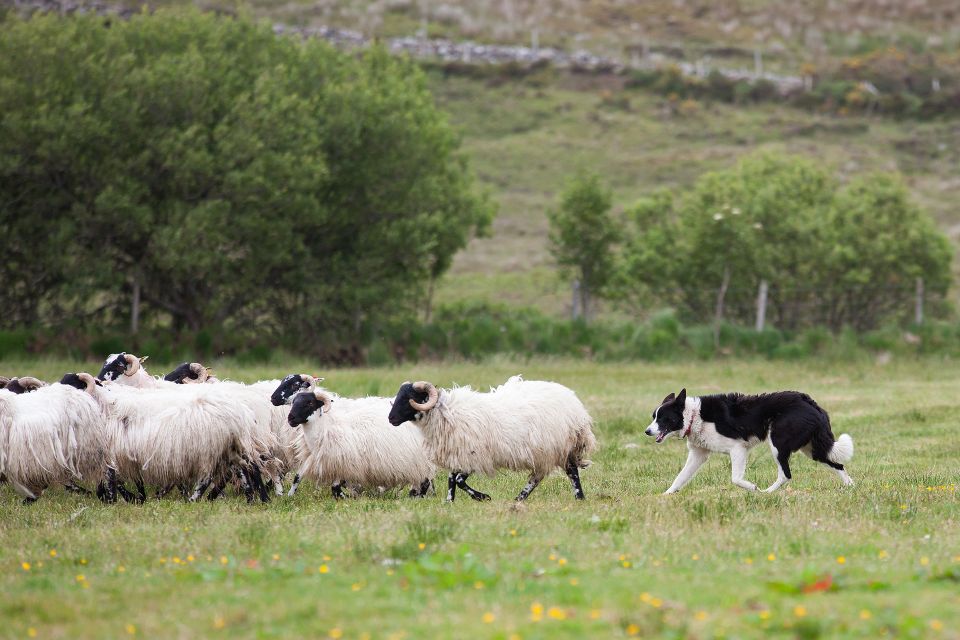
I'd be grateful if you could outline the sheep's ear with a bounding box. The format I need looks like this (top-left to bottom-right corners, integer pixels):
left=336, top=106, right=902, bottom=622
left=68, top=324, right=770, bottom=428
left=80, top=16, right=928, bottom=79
left=677, top=388, right=687, bottom=404
left=661, top=392, right=675, bottom=405
left=139, top=356, right=149, bottom=364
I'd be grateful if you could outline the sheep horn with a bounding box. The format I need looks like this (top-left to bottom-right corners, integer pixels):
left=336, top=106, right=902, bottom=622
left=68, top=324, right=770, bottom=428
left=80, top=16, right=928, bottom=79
left=314, top=390, right=333, bottom=414
left=409, top=381, right=438, bottom=412
left=123, top=353, right=141, bottom=376
left=0, top=376, right=10, bottom=388
left=185, top=363, right=208, bottom=383
left=14, top=376, right=47, bottom=391
left=77, top=372, right=97, bottom=393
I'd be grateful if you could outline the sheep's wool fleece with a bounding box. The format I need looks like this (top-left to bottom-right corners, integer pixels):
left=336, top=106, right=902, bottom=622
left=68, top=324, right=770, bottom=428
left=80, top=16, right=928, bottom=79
left=93, top=385, right=256, bottom=487
left=296, top=396, right=434, bottom=489
left=0, top=385, right=107, bottom=499
left=418, top=376, right=596, bottom=476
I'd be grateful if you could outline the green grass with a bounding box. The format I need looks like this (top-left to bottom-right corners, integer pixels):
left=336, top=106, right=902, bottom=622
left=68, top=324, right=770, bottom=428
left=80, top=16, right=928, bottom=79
left=3, top=357, right=959, bottom=638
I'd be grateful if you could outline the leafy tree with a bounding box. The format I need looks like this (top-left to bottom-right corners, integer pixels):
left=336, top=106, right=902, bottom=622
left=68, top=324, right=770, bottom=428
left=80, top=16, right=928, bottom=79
left=0, top=10, right=492, bottom=356
left=618, top=154, right=950, bottom=332
left=547, top=173, right=618, bottom=322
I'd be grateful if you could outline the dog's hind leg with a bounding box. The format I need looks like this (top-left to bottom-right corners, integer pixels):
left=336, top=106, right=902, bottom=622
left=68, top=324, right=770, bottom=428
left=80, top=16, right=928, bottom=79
left=809, top=444, right=854, bottom=486
left=730, top=445, right=757, bottom=491
left=664, top=446, right=710, bottom=494
left=763, top=446, right=792, bottom=493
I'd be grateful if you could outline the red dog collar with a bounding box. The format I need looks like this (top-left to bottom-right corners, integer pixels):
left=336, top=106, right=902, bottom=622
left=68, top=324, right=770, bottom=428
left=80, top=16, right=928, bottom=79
left=681, top=409, right=699, bottom=439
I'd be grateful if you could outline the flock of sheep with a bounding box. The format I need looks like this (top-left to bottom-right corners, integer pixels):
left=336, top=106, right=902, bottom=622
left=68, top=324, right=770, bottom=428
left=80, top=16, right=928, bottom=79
left=0, top=353, right=597, bottom=505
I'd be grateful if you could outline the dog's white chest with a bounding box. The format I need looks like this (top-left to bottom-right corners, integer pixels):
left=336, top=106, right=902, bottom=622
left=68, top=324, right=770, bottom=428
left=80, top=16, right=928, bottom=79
left=689, top=421, right=735, bottom=452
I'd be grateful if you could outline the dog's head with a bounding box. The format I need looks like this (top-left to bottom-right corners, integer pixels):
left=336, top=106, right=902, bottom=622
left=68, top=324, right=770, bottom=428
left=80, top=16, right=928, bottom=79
left=645, top=389, right=687, bottom=443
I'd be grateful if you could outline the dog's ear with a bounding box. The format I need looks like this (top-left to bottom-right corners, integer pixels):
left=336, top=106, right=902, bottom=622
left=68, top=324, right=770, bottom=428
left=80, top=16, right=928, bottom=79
left=661, top=392, right=675, bottom=405
left=676, top=388, right=687, bottom=405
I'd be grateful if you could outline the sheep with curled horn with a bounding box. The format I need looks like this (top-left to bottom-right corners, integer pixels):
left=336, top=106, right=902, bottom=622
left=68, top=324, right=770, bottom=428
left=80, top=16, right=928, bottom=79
left=163, top=362, right=217, bottom=384
left=0, top=374, right=111, bottom=503
left=286, top=389, right=436, bottom=499
left=62, top=372, right=270, bottom=503
left=1, top=376, right=49, bottom=395
left=97, top=353, right=153, bottom=387
left=387, top=376, right=596, bottom=502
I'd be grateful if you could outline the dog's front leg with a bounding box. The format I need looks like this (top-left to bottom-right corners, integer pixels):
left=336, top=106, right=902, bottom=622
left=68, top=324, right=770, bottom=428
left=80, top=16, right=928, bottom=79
left=664, top=445, right=710, bottom=494
left=730, top=445, right=757, bottom=491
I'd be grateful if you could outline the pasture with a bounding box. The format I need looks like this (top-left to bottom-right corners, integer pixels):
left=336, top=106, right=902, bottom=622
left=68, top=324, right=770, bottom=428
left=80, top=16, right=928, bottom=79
left=2, top=356, right=958, bottom=639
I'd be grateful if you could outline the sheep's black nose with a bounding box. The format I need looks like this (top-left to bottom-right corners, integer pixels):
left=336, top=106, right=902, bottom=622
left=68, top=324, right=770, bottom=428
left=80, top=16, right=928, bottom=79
left=644, top=427, right=653, bottom=436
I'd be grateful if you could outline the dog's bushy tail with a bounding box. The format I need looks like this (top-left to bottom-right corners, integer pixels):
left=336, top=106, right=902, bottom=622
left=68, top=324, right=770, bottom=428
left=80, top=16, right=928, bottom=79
left=827, top=434, right=854, bottom=464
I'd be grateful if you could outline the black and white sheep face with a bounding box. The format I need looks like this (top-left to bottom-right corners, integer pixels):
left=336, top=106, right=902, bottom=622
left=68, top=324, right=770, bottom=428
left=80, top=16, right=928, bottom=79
left=97, top=353, right=128, bottom=381
left=288, top=392, right=323, bottom=428
left=271, top=374, right=313, bottom=407
left=387, top=383, right=429, bottom=426
left=4, top=379, right=28, bottom=394
left=163, top=362, right=198, bottom=384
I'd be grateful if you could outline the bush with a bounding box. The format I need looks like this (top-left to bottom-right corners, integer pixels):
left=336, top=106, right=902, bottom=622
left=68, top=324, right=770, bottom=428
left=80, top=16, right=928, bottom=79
left=0, top=10, right=493, bottom=354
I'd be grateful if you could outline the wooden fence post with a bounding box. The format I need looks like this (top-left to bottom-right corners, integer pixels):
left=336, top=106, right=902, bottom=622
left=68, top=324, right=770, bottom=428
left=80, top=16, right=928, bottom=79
left=571, top=279, right=581, bottom=321
left=713, top=266, right=731, bottom=348
left=755, top=279, right=768, bottom=332
left=915, top=277, right=924, bottom=325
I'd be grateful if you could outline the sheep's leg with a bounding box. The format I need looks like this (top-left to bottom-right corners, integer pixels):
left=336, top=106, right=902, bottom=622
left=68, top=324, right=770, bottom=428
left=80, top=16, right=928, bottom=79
left=409, top=477, right=433, bottom=498
left=287, top=473, right=301, bottom=497
left=515, top=471, right=546, bottom=502
left=248, top=464, right=271, bottom=503
left=64, top=482, right=91, bottom=495
left=98, top=468, right=118, bottom=503
left=156, top=484, right=175, bottom=500
left=564, top=459, right=586, bottom=500
left=116, top=479, right=137, bottom=504
left=189, top=476, right=212, bottom=502
left=273, top=474, right=284, bottom=496
left=446, top=473, right=457, bottom=502
left=236, top=468, right=255, bottom=504
left=178, top=483, right=190, bottom=499
left=331, top=482, right=346, bottom=500
left=454, top=472, right=491, bottom=502
left=134, top=476, right=147, bottom=504
left=206, top=482, right=225, bottom=501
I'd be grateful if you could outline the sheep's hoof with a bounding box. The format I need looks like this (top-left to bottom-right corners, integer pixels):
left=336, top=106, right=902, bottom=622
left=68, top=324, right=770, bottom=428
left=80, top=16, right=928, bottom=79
left=469, top=491, right=491, bottom=502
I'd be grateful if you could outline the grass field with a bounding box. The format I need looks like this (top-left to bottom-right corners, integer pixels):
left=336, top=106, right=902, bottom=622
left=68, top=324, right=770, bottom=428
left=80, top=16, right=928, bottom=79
left=2, top=357, right=959, bottom=639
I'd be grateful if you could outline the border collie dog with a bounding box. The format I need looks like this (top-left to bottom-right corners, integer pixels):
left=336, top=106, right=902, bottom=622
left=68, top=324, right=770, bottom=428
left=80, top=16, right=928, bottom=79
left=645, top=389, right=854, bottom=494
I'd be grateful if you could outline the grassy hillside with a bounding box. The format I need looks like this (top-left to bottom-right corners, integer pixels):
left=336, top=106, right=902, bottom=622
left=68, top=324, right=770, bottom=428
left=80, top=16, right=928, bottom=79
left=2, top=357, right=959, bottom=638
left=428, top=71, right=960, bottom=314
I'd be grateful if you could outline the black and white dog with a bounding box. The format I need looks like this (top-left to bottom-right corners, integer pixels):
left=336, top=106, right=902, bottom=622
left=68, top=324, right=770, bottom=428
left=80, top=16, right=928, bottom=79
left=645, top=389, right=854, bottom=494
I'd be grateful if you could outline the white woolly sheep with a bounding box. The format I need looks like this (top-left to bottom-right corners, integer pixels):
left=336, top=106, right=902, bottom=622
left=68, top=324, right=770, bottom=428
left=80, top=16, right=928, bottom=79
left=387, top=376, right=596, bottom=502
left=287, top=390, right=436, bottom=499
left=0, top=378, right=109, bottom=502
left=164, top=362, right=310, bottom=496
left=98, top=355, right=282, bottom=500
left=66, top=372, right=269, bottom=503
